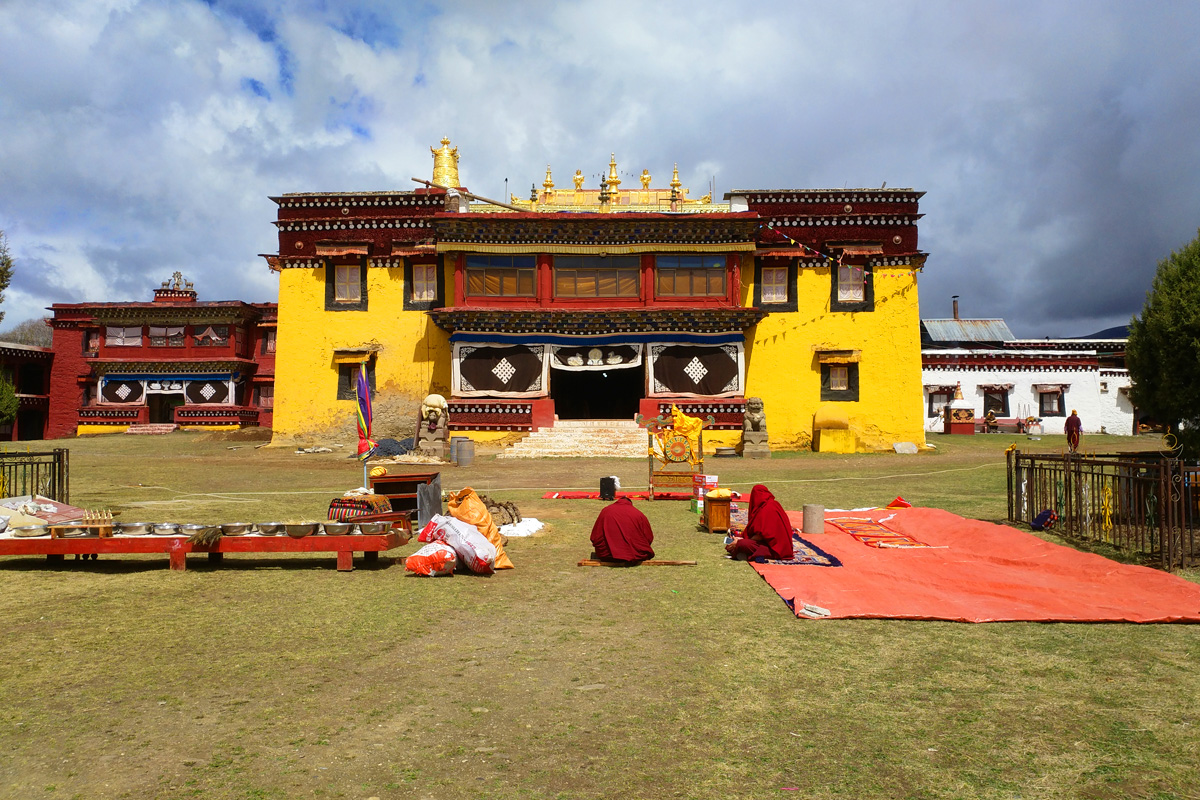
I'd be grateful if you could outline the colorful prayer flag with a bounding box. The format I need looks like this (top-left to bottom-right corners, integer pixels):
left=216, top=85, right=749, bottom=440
left=355, top=361, right=376, bottom=460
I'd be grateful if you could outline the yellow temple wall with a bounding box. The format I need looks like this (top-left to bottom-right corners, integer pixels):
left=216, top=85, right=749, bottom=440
left=270, top=265, right=452, bottom=441
left=742, top=267, right=926, bottom=452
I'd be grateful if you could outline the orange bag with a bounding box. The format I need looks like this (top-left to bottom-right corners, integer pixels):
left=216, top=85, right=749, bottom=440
left=447, top=487, right=514, bottom=569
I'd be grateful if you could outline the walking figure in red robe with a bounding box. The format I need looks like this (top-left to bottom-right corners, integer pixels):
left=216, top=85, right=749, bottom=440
left=1065, top=409, right=1082, bottom=453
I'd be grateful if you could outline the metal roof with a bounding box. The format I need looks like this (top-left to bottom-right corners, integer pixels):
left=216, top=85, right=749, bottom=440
left=921, top=319, right=1015, bottom=343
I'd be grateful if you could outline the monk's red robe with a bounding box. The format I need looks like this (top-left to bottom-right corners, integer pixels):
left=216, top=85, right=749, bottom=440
left=730, top=484, right=794, bottom=561
left=590, top=497, right=655, bottom=561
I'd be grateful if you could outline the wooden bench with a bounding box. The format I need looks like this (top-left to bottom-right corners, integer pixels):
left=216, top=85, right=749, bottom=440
left=0, top=530, right=408, bottom=572
left=976, top=417, right=1023, bottom=434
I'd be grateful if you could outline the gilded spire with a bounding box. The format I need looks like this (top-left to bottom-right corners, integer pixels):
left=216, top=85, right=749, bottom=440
left=670, top=163, right=682, bottom=192
left=542, top=165, right=555, bottom=193
left=431, top=137, right=460, bottom=188
left=606, top=153, right=621, bottom=193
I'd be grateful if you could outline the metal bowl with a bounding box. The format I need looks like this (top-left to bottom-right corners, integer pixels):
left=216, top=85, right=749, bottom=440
left=284, top=522, right=319, bottom=538
left=256, top=522, right=284, bottom=536
left=321, top=521, right=354, bottom=535
left=117, top=522, right=151, bottom=536
left=358, top=521, right=390, bottom=535
left=152, top=523, right=181, bottom=536
left=57, top=525, right=94, bottom=538
left=181, top=523, right=216, bottom=537
left=221, top=522, right=252, bottom=536
left=11, top=525, right=48, bottom=538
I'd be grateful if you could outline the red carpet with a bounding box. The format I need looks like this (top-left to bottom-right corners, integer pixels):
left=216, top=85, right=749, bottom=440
left=756, top=507, right=1200, bottom=623
left=542, top=491, right=690, bottom=500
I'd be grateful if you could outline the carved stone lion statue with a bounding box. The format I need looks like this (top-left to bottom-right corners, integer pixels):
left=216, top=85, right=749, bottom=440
left=741, top=396, right=770, bottom=458
left=416, top=393, right=450, bottom=458
left=743, top=396, right=766, bottom=433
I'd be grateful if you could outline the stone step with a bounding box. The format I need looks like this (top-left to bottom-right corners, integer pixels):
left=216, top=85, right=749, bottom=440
left=125, top=424, right=180, bottom=435
left=497, top=421, right=649, bottom=459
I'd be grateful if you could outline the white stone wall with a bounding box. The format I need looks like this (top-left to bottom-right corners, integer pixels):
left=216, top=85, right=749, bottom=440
left=921, top=360, right=1135, bottom=435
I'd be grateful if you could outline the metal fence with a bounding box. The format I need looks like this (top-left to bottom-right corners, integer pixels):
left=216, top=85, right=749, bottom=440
left=1007, top=449, right=1197, bottom=571
left=0, top=448, right=69, bottom=503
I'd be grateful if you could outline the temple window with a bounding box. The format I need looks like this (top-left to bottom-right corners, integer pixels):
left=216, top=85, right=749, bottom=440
left=334, top=265, right=362, bottom=302
left=256, top=385, right=274, bottom=409
left=412, top=263, right=438, bottom=302
left=194, top=325, right=229, bottom=347
left=554, top=255, right=640, bottom=297
left=148, top=326, right=186, bottom=347
left=655, top=255, right=726, bottom=297
left=1038, top=390, right=1063, bottom=417
left=927, top=389, right=953, bottom=417
left=83, top=330, right=100, bottom=353
left=324, top=259, right=368, bottom=311
left=261, top=329, right=276, bottom=354
left=761, top=266, right=788, bottom=303
left=830, top=264, right=875, bottom=312
left=104, top=326, right=142, bottom=347
left=336, top=360, right=375, bottom=400
left=465, top=255, right=536, bottom=297
left=820, top=362, right=859, bottom=401
left=983, top=388, right=1009, bottom=416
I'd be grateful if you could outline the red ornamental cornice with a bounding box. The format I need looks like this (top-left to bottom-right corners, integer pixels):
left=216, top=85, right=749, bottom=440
left=433, top=212, right=760, bottom=249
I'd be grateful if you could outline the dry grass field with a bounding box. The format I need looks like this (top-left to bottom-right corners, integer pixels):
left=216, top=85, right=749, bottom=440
left=0, top=431, right=1197, bottom=799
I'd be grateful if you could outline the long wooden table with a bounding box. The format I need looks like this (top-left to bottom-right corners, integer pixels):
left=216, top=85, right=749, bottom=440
left=0, top=531, right=407, bottom=572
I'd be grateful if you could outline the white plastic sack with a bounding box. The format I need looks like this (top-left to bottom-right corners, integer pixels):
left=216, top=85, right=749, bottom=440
left=404, top=541, right=457, bottom=577
left=418, top=514, right=497, bottom=575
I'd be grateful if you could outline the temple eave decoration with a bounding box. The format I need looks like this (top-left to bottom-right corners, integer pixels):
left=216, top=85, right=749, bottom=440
left=428, top=308, right=768, bottom=337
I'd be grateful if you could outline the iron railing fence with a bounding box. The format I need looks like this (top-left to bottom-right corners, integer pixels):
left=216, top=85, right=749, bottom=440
left=0, top=448, right=70, bottom=504
left=1007, top=450, right=1197, bottom=571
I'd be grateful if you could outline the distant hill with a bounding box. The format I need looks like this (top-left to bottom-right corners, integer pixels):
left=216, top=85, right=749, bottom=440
left=1077, top=325, right=1130, bottom=339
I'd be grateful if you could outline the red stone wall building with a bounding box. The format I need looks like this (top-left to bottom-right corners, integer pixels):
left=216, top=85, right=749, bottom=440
left=46, top=274, right=276, bottom=438
left=0, top=341, right=53, bottom=440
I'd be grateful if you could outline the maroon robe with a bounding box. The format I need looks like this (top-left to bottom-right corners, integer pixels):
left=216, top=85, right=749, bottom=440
left=1065, top=413, right=1082, bottom=451
left=729, top=484, right=794, bottom=561
left=590, top=497, right=655, bottom=561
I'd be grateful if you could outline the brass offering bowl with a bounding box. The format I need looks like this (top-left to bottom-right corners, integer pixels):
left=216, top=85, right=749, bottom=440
left=284, top=522, right=319, bottom=538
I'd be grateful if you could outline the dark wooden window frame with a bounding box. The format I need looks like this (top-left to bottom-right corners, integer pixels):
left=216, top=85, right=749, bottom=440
left=830, top=264, right=875, bottom=312
left=753, top=261, right=798, bottom=312
left=820, top=363, right=860, bottom=402
left=325, top=258, right=369, bottom=311
left=403, top=256, right=446, bottom=311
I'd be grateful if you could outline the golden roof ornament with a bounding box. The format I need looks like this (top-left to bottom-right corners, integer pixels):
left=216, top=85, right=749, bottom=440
left=953, top=382, right=964, bottom=401
left=573, top=169, right=584, bottom=190
left=640, top=169, right=651, bottom=189
left=430, top=137, right=460, bottom=188
left=542, top=165, right=554, bottom=193
left=670, top=164, right=683, bottom=194
left=606, top=153, right=621, bottom=193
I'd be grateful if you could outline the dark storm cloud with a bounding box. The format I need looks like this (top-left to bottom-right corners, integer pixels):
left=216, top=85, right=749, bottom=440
left=0, top=0, right=1196, bottom=338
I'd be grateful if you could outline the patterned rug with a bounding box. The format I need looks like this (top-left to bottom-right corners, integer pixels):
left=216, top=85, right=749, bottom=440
left=753, top=533, right=842, bottom=567
left=827, top=516, right=933, bottom=548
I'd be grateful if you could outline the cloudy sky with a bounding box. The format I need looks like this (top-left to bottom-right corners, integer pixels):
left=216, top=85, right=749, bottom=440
left=1, top=0, right=1198, bottom=338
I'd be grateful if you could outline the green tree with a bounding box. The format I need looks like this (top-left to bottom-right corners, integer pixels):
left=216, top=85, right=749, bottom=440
left=1126, top=228, right=1200, bottom=453
left=0, top=230, right=12, bottom=327
left=0, top=316, right=52, bottom=346
left=0, top=376, right=17, bottom=426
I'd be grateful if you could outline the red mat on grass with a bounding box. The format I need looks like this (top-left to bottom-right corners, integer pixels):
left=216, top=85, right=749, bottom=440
left=758, top=507, right=1200, bottom=623
left=541, top=491, right=690, bottom=500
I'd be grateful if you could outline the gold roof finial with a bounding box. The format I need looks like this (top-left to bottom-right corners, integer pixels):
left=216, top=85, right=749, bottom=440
left=573, top=169, right=584, bottom=190
left=670, top=163, right=682, bottom=192
left=606, top=153, right=621, bottom=193
left=640, top=169, right=651, bottom=189
left=542, top=165, right=554, bottom=193
left=431, top=137, right=460, bottom=188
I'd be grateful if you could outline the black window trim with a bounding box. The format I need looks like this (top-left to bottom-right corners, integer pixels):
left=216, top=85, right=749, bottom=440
left=820, top=362, right=860, bottom=402
left=404, top=255, right=446, bottom=311
left=830, top=263, right=875, bottom=312
left=325, top=257, right=369, bottom=311
left=753, top=260, right=798, bottom=312
left=336, top=359, right=376, bottom=401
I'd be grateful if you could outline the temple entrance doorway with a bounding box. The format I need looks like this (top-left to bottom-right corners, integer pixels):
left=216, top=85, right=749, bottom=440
left=149, top=393, right=186, bottom=424
left=550, top=365, right=644, bottom=420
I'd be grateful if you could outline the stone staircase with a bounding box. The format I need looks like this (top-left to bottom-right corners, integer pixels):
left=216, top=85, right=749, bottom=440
left=124, top=424, right=180, bottom=435
left=497, top=419, right=647, bottom=459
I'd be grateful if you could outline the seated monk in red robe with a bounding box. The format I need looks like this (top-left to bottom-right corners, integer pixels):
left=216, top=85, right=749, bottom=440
left=590, top=497, right=655, bottom=562
left=725, top=484, right=794, bottom=561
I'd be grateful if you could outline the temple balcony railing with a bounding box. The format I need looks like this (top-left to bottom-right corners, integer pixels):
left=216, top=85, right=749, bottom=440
left=78, top=406, right=146, bottom=424
left=174, top=405, right=260, bottom=427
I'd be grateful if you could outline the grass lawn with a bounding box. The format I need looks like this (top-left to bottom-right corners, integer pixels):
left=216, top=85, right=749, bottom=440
left=1, top=431, right=1198, bottom=799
